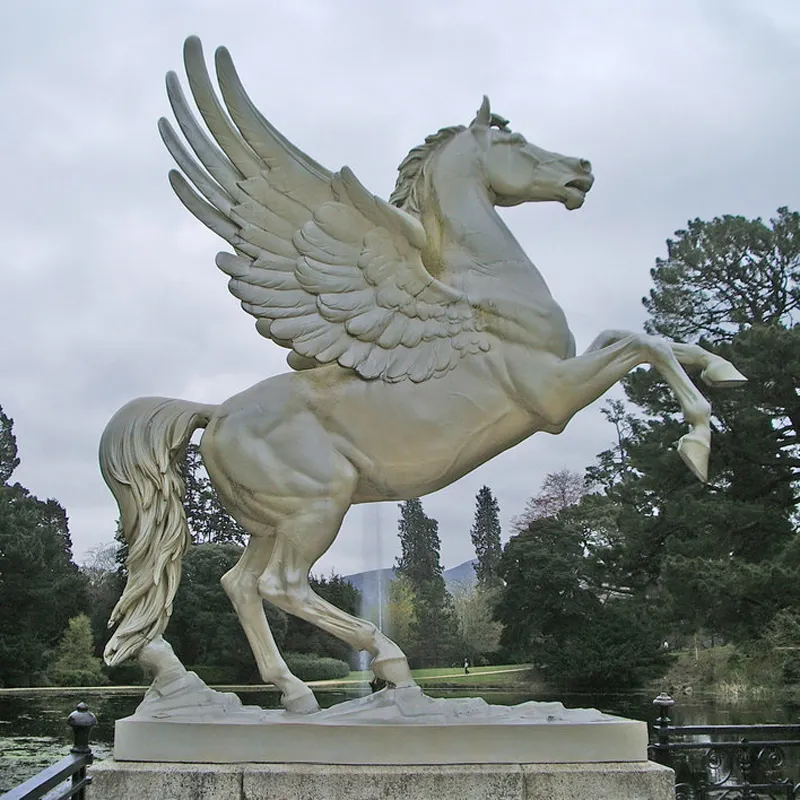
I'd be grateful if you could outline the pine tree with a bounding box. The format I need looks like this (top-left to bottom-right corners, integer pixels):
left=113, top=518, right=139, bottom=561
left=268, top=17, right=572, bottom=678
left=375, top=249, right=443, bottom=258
left=0, top=406, right=20, bottom=485
left=48, top=614, right=108, bottom=686
left=181, top=443, right=248, bottom=545
left=0, top=408, right=88, bottom=686
left=395, top=499, right=459, bottom=667
left=586, top=209, right=800, bottom=643
left=469, top=486, right=503, bottom=587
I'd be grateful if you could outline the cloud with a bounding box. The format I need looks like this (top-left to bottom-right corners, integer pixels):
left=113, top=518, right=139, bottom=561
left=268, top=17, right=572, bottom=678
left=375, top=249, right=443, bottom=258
left=0, top=0, right=798, bottom=583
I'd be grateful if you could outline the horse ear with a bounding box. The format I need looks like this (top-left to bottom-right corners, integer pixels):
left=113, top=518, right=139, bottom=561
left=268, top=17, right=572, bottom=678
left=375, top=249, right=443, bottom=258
left=470, top=95, right=491, bottom=128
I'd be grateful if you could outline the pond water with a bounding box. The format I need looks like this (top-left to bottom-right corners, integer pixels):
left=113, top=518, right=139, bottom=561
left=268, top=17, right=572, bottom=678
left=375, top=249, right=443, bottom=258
left=1, top=686, right=798, bottom=793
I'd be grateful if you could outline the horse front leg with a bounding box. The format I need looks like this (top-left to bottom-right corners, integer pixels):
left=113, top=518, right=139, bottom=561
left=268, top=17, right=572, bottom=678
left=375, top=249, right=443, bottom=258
left=540, top=331, right=726, bottom=481
left=586, top=330, right=747, bottom=389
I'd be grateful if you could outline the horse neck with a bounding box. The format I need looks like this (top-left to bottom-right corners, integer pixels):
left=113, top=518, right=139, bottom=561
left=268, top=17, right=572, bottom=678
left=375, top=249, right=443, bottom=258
left=421, top=166, right=554, bottom=306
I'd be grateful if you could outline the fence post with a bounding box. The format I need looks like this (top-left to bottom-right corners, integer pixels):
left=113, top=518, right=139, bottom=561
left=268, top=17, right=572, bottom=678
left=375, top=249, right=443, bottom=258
left=652, top=693, right=675, bottom=767
left=67, top=702, right=97, bottom=800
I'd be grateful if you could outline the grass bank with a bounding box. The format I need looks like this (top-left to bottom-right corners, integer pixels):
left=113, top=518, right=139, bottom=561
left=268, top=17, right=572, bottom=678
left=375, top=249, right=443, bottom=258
left=0, top=664, right=534, bottom=695
left=654, top=644, right=800, bottom=702
left=322, top=664, right=532, bottom=689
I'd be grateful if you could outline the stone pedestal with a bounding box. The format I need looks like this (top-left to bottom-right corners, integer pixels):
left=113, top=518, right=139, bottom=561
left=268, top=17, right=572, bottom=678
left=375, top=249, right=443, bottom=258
left=110, top=680, right=649, bottom=766
left=90, top=760, right=675, bottom=799
left=92, top=680, right=675, bottom=798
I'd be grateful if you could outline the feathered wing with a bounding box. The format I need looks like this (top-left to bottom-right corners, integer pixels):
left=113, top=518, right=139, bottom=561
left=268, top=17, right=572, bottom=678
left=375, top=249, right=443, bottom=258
left=161, top=36, right=489, bottom=382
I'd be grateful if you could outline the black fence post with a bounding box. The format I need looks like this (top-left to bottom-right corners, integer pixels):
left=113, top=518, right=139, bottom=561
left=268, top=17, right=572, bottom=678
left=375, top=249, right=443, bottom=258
left=651, top=693, right=675, bottom=768
left=67, top=703, right=97, bottom=800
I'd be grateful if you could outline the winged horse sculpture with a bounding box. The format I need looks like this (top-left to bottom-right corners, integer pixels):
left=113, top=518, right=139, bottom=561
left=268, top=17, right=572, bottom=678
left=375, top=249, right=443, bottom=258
left=100, top=36, right=746, bottom=713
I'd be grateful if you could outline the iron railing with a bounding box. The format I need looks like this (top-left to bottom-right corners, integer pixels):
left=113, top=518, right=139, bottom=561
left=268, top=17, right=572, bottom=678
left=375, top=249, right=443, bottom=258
left=1, top=702, right=96, bottom=800
left=650, top=693, right=800, bottom=799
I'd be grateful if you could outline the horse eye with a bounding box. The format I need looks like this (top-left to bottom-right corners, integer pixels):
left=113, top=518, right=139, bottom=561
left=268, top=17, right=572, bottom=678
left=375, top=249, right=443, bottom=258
left=509, top=133, right=526, bottom=146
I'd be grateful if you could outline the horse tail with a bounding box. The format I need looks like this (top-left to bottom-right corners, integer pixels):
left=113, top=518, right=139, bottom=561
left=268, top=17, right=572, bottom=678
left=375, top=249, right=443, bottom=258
left=99, top=396, right=217, bottom=666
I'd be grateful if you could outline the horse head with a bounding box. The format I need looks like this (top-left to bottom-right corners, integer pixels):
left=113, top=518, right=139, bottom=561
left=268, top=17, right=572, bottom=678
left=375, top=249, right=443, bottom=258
left=390, top=96, right=594, bottom=218
left=472, top=96, right=594, bottom=210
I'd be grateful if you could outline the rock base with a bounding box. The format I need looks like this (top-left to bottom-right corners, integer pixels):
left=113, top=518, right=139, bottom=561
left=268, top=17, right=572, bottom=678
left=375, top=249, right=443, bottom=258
left=90, top=760, right=675, bottom=799
left=113, top=682, right=648, bottom=765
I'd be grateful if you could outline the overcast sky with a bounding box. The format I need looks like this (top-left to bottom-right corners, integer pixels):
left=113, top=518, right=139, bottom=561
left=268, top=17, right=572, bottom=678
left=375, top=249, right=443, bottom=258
left=1, top=0, right=798, bottom=579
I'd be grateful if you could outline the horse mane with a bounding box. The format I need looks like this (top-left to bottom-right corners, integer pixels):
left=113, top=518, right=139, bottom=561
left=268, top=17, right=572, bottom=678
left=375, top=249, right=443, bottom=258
left=389, top=126, right=465, bottom=215
left=390, top=114, right=512, bottom=216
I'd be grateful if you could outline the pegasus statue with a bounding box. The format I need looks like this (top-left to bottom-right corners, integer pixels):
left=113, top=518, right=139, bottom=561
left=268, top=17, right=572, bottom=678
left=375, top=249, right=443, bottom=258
left=100, top=36, right=747, bottom=713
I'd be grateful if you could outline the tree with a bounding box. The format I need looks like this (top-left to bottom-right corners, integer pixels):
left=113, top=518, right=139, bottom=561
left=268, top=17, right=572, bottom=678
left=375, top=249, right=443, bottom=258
left=497, top=507, right=670, bottom=688
left=181, top=443, right=248, bottom=546
left=497, top=515, right=591, bottom=662
left=643, top=208, right=800, bottom=343
left=81, top=542, right=124, bottom=658
left=589, top=209, right=800, bottom=645
left=395, top=499, right=459, bottom=666
left=512, top=469, right=585, bottom=532
left=0, top=406, right=19, bottom=484
left=283, top=573, right=361, bottom=666
left=386, top=575, right=417, bottom=657
left=469, top=486, right=503, bottom=587
left=48, top=614, right=108, bottom=686
left=450, top=582, right=502, bottom=664
left=168, top=543, right=287, bottom=682
left=0, top=409, right=88, bottom=686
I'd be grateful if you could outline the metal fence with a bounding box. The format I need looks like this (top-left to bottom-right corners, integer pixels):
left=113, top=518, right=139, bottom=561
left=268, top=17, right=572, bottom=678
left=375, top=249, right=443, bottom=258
left=649, top=693, right=800, bottom=799
left=0, top=703, right=96, bottom=800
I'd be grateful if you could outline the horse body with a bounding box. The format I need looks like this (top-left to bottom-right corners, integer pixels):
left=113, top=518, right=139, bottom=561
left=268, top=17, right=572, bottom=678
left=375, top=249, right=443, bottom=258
left=100, top=38, right=747, bottom=713
left=201, top=163, right=577, bottom=511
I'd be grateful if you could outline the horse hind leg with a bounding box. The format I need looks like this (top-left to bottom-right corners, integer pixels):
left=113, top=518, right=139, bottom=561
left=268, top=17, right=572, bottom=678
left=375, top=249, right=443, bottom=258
left=259, top=504, right=414, bottom=692
left=220, top=534, right=319, bottom=713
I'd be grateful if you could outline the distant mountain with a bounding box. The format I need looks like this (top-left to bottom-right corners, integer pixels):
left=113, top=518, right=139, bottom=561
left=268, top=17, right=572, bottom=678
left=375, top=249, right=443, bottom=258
left=344, top=566, right=396, bottom=597
left=444, top=559, right=478, bottom=587
left=344, top=560, right=477, bottom=605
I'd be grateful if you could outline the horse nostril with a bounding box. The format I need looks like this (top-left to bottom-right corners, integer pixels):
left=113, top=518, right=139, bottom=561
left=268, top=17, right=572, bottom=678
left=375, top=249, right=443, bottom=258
left=579, top=159, right=592, bottom=173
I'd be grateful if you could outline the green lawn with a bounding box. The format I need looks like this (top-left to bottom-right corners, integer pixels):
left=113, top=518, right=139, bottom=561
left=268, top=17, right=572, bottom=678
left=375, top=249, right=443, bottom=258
left=314, top=664, right=531, bottom=688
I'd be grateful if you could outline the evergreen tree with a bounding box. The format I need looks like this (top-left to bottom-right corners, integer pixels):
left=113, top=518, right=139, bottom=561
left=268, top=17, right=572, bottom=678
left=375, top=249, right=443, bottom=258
left=0, top=406, right=19, bottom=484
left=181, top=443, right=247, bottom=545
left=82, top=543, right=124, bottom=657
left=469, top=486, right=503, bottom=587
left=395, top=499, right=459, bottom=667
left=48, top=614, right=108, bottom=687
left=283, top=573, right=361, bottom=666
left=586, top=209, right=800, bottom=644
left=168, top=543, right=288, bottom=682
left=643, top=207, right=800, bottom=343
left=0, top=407, right=88, bottom=686
left=497, top=500, right=670, bottom=688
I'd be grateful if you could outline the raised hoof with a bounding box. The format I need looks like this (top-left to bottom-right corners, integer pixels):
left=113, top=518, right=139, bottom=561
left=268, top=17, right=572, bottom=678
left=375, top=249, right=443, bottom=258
left=281, top=688, right=320, bottom=714
left=700, top=361, right=748, bottom=388
left=372, top=655, right=415, bottom=688
left=677, top=433, right=709, bottom=483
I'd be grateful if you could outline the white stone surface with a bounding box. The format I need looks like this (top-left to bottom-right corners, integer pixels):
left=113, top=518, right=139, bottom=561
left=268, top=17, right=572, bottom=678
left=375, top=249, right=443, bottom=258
left=90, top=760, right=675, bottom=800
left=99, top=34, right=747, bottom=717
left=114, top=685, right=648, bottom=765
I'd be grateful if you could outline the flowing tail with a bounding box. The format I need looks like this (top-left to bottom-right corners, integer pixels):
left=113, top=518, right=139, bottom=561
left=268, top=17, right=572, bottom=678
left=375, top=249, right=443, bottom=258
left=99, top=397, right=217, bottom=666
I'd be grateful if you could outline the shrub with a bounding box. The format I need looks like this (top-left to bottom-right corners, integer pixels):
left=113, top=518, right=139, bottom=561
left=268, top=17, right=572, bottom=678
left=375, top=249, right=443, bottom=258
left=187, top=665, right=231, bottom=685
left=48, top=615, right=108, bottom=687
left=105, top=662, right=149, bottom=685
left=283, top=653, right=350, bottom=681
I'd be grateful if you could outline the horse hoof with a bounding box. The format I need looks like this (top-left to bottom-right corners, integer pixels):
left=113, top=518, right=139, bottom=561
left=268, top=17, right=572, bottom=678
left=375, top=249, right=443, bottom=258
left=282, top=688, right=320, bottom=714
left=677, top=433, right=709, bottom=483
left=372, top=655, right=414, bottom=687
left=700, top=361, right=748, bottom=388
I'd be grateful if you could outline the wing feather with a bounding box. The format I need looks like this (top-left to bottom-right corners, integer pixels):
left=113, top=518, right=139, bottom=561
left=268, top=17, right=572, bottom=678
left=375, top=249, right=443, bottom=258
left=182, top=36, right=262, bottom=179
left=165, top=71, right=243, bottom=198
left=163, top=37, right=489, bottom=382
left=214, top=45, right=334, bottom=195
